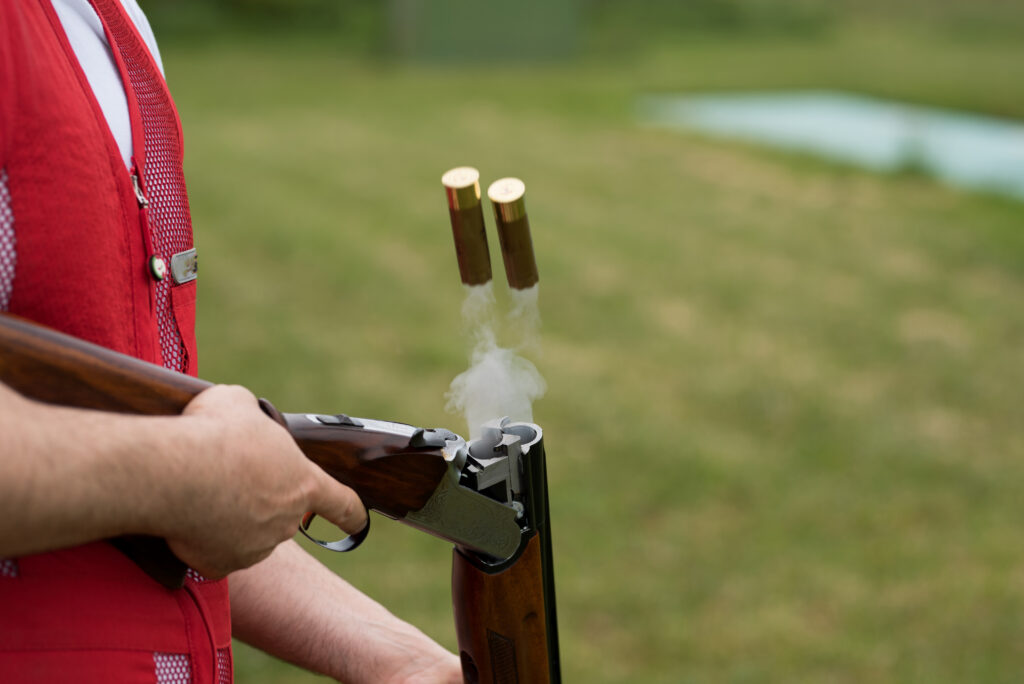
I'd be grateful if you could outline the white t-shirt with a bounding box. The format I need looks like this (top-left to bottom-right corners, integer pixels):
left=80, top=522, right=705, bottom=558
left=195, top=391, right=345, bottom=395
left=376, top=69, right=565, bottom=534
left=50, top=0, right=164, bottom=169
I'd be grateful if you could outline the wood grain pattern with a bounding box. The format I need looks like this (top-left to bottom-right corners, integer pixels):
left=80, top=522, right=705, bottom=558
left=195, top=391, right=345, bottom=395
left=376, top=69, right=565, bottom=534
left=287, top=415, right=448, bottom=517
left=0, top=313, right=210, bottom=414
left=452, top=533, right=554, bottom=684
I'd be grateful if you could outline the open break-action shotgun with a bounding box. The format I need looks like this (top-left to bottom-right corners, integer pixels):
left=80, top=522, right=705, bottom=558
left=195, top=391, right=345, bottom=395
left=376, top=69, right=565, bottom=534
left=0, top=313, right=560, bottom=683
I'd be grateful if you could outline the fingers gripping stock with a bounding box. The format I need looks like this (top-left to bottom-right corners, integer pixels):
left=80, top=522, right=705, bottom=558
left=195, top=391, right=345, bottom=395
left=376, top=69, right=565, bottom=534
left=257, top=397, right=371, bottom=553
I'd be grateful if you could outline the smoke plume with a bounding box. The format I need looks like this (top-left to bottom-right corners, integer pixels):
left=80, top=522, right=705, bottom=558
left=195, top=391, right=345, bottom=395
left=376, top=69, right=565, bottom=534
left=446, top=283, right=546, bottom=440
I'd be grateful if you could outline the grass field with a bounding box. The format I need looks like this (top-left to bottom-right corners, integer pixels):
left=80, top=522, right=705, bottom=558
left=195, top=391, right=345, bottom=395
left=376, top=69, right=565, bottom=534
left=160, top=13, right=1024, bottom=682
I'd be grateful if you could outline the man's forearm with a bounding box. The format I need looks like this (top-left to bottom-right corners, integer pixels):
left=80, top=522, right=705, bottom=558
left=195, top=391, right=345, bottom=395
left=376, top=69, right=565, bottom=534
left=0, top=381, right=184, bottom=557
left=229, top=540, right=461, bottom=684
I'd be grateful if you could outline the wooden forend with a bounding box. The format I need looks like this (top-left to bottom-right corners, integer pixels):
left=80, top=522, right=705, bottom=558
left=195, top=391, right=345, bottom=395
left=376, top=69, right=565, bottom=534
left=452, top=533, right=553, bottom=684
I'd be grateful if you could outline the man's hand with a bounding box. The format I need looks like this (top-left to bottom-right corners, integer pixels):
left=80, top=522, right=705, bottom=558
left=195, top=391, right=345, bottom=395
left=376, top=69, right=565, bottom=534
left=157, top=384, right=368, bottom=578
left=0, top=380, right=365, bottom=578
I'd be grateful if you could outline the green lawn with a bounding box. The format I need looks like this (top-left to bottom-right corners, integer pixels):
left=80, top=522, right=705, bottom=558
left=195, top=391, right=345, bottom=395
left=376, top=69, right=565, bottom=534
left=162, top=18, right=1024, bottom=683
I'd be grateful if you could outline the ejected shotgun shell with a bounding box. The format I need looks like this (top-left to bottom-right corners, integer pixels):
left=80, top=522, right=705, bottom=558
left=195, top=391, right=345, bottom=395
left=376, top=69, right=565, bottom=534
left=442, top=166, right=492, bottom=286
left=487, top=177, right=538, bottom=290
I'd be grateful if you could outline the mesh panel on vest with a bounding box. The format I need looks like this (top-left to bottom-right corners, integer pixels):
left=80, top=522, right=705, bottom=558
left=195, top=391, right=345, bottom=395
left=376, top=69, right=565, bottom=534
left=0, top=169, right=16, bottom=312
left=0, top=558, right=18, bottom=578
left=217, top=647, right=233, bottom=684
left=87, top=0, right=192, bottom=373
left=154, top=652, right=191, bottom=684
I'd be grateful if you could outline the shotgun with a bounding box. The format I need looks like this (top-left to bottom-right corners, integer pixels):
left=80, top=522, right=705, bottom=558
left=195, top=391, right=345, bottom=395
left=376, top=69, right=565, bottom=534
left=0, top=312, right=560, bottom=683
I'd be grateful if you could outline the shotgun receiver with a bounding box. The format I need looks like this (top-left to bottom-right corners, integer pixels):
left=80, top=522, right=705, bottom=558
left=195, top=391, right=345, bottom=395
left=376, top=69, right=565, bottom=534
left=0, top=313, right=560, bottom=683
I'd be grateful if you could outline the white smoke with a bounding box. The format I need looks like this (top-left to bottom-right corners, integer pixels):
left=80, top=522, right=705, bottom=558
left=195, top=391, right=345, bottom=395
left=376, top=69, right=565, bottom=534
left=446, top=283, right=546, bottom=440
left=507, top=285, right=541, bottom=352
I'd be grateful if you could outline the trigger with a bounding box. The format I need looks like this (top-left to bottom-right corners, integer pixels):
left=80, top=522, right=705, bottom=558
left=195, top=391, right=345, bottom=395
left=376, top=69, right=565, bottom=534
left=298, top=512, right=370, bottom=553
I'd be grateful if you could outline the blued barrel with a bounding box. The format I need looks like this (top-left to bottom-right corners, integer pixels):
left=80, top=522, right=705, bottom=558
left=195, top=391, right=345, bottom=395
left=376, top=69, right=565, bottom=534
left=442, top=167, right=492, bottom=286
left=487, top=177, right=538, bottom=290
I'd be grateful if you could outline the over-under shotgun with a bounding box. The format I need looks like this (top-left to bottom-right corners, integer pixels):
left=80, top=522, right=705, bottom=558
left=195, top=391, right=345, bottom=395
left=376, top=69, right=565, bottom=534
left=0, top=313, right=560, bottom=683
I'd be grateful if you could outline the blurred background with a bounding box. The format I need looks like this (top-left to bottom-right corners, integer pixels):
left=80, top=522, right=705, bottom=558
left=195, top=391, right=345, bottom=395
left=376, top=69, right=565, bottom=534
left=144, top=1, right=1024, bottom=681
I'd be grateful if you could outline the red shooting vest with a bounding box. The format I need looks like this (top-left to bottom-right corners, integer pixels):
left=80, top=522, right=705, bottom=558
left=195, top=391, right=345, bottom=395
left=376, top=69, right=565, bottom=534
left=0, top=2, right=231, bottom=682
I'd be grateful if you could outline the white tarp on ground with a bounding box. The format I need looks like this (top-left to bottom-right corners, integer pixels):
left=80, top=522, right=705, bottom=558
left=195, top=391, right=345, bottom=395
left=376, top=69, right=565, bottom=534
left=640, top=91, right=1024, bottom=202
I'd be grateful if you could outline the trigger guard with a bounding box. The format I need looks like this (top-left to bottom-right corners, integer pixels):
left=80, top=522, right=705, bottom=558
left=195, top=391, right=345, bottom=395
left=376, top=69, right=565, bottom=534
left=299, top=512, right=370, bottom=552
